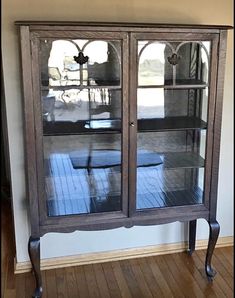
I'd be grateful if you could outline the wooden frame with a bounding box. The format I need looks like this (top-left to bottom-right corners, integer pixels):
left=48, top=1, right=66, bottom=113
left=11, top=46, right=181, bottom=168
left=17, top=22, right=232, bottom=297
left=30, top=30, right=130, bottom=229
left=128, top=32, right=220, bottom=217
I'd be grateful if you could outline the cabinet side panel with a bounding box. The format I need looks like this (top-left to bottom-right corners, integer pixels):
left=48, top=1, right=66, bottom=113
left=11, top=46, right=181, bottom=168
left=203, top=35, right=219, bottom=210
left=19, top=26, right=40, bottom=236
left=209, top=31, right=228, bottom=220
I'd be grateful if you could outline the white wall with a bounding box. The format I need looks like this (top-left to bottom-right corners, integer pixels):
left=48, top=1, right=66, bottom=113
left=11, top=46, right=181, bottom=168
left=2, top=0, right=233, bottom=263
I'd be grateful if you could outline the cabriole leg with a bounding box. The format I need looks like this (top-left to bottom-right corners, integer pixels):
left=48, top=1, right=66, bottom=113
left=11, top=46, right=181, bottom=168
left=188, top=219, right=197, bottom=255
left=28, top=236, right=42, bottom=298
left=205, top=220, right=220, bottom=281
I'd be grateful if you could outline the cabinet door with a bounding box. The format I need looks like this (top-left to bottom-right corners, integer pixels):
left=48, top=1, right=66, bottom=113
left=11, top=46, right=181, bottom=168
left=129, top=32, right=219, bottom=215
left=31, top=31, right=129, bottom=224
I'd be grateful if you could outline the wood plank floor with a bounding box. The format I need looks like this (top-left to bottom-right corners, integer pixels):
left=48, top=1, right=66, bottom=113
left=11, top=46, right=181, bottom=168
left=2, top=199, right=234, bottom=298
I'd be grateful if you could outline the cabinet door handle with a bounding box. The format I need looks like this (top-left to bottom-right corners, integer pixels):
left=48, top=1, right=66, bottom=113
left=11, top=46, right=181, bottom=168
left=130, top=122, right=135, bottom=127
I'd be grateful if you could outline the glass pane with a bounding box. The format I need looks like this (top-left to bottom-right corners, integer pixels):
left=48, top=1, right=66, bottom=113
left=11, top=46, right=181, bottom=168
left=138, top=40, right=210, bottom=87
left=42, top=88, right=121, bottom=135
left=176, top=41, right=210, bottom=84
left=40, top=39, right=121, bottom=88
left=40, top=38, right=123, bottom=216
left=137, top=39, right=210, bottom=210
left=136, top=130, right=206, bottom=209
left=137, top=88, right=209, bottom=123
left=85, top=41, right=121, bottom=86
left=44, top=134, right=122, bottom=216
left=138, top=41, right=173, bottom=86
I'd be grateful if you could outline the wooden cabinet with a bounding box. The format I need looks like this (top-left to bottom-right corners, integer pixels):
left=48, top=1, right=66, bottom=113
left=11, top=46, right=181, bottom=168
left=16, top=21, right=232, bottom=297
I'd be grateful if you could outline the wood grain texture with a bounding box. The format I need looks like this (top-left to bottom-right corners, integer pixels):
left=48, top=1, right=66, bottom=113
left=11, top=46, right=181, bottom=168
left=6, top=248, right=235, bottom=298
left=75, top=265, right=90, bottom=297
left=178, top=251, right=222, bottom=297
left=2, top=200, right=232, bottom=298
left=45, top=270, right=57, bottom=298
left=196, top=249, right=233, bottom=297
left=19, top=25, right=40, bottom=236
left=136, top=257, right=164, bottom=297
left=93, top=263, right=111, bottom=298
left=65, top=266, right=80, bottom=298
left=111, top=261, right=132, bottom=298
left=15, top=236, right=233, bottom=274
left=102, top=262, right=122, bottom=298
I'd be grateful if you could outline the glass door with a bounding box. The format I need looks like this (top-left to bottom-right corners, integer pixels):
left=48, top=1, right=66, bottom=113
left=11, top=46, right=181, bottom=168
left=129, top=33, right=218, bottom=213
left=34, top=32, right=129, bottom=220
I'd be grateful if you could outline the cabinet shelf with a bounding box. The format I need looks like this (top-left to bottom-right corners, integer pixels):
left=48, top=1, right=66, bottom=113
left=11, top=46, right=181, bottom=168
left=47, top=194, right=121, bottom=216
left=43, top=116, right=207, bottom=135
left=43, top=84, right=121, bottom=91
left=137, top=187, right=203, bottom=209
left=43, top=119, right=122, bottom=135
left=68, top=150, right=204, bottom=169
left=138, top=116, right=207, bottom=132
left=138, top=79, right=207, bottom=89
left=158, top=152, right=204, bottom=169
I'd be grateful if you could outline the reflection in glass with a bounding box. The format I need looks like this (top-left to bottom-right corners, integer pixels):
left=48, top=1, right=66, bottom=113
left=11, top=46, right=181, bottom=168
left=136, top=39, right=210, bottom=210
left=44, top=134, right=122, bottom=216
left=136, top=130, right=206, bottom=209
left=40, top=39, right=121, bottom=88
left=176, top=41, right=210, bottom=84
left=40, top=39, right=122, bottom=135
left=137, top=167, right=204, bottom=209
left=137, top=88, right=208, bottom=122
left=40, top=38, right=123, bottom=216
left=138, top=41, right=210, bottom=87
left=42, top=89, right=121, bottom=123
left=138, top=41, right=172, bottom=86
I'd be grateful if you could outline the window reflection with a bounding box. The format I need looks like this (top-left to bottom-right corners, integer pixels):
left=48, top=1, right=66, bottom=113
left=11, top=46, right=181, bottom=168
left=40, top=39, right=122, bottom=130
left=41, top=39, right=121, bottom=88
left=138, top=42, right=167, bottom=118
left=138, top=42, right=167, bottom=85
left=44, top=135, right=122, bottom=216
left=40, top=39, right=124, bottom=216
left=136, top=40, right=211, bottom=210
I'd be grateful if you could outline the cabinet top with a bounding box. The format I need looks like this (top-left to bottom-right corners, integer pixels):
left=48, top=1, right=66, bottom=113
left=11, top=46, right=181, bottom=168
left=15, top=21, right=233, bottom=30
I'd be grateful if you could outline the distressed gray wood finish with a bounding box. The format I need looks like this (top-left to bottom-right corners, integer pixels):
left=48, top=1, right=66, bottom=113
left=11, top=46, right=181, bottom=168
left=16, top=22, right=232, bottom=296
left=28, top=237, right=42, bottom=297
left=205, top=220, right=220, bottom=280
left=19, top=26, right=40, bottom=237
left=209, top=31, right=228, bottom=221
left=188, top=219, right=197, bottom=255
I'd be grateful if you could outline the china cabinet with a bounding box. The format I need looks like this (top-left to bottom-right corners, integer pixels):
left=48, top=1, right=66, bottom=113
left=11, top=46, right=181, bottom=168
left=16, top=21, right=232, bottom=297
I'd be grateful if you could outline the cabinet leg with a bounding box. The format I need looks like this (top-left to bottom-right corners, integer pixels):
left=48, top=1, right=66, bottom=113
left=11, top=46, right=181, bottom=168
left=205, top=220, right=220, bottom=281
left=188, top=219, right=197, bottom=255
left=28, top=236, right=42, bottom=298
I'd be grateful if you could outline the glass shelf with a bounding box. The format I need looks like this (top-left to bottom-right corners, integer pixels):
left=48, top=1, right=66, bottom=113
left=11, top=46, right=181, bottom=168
left=67, top=150, right=204, bottom=170
left=43, top=119, right=122, bottom=135
left=138, top=116, right=207, bottom=132
left=138, top=79, right=207, bottom=89
left=43, top=117, right=207, bottom=135
left=137, top=186, right=203, bottom=209
left=43, top=84, right=122, bottom=91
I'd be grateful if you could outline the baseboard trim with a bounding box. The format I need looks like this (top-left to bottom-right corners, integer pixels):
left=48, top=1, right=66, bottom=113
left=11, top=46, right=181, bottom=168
left=14, top=236, right=233, bottom=274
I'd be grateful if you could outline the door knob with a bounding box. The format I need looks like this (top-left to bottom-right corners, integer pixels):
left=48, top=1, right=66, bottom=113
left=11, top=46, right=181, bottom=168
left=130, top=122, right=135, bottom=127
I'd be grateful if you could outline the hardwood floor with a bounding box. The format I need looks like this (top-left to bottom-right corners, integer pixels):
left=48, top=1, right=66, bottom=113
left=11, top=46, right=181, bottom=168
left=2, top=199, right=234, bottom=298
